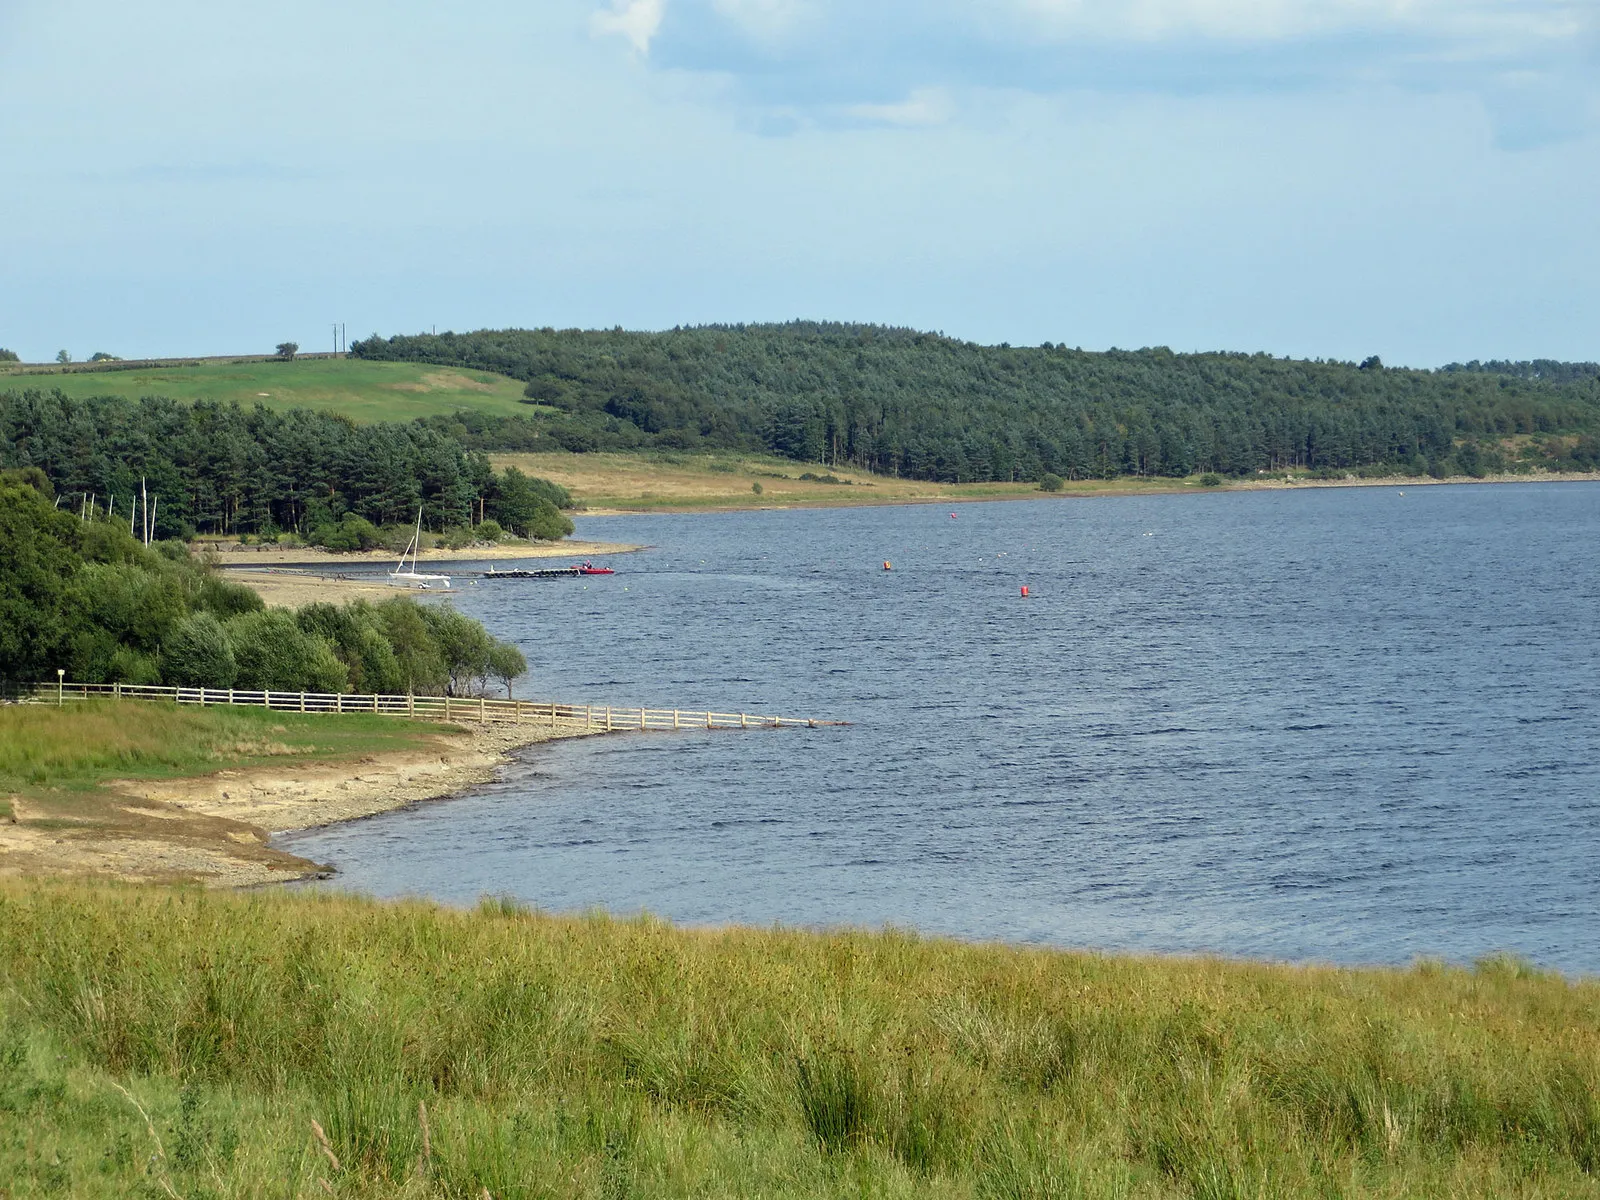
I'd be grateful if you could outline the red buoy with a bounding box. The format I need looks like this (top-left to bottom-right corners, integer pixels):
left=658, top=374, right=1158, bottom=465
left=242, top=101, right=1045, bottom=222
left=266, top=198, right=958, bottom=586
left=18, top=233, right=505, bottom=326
left=1020, top=585, right=1029, bottom=597
left=883, top=561, right=892, bottom=571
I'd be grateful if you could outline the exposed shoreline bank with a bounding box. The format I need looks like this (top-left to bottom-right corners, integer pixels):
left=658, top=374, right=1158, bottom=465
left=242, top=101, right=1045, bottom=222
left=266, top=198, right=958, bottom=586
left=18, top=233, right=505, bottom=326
left=561, top=467, right=1600, bottom=517
left=213, top=538, right=645, bottom=606
left=1, top=719, right=598, bottom=889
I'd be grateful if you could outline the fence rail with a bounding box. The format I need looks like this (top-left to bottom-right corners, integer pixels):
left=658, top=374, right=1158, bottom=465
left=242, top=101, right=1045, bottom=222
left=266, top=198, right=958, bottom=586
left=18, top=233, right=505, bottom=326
left=13, top=681, right=836, bottom=732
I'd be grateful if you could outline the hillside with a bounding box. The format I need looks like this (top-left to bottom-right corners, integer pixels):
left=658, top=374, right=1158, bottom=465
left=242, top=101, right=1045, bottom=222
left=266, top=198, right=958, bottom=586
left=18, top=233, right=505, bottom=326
left=358, top=324, right=1600, bottom=481
left=0, top=356, right=536, bottom=422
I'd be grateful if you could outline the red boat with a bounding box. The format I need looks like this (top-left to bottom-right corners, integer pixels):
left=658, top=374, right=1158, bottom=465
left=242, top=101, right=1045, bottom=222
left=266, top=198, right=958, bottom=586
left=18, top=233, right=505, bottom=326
left=576, top=561, right=614, bottom=575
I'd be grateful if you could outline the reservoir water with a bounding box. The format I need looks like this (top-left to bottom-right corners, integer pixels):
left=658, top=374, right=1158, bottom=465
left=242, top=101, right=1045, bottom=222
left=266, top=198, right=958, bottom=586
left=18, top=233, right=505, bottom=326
left=282, top=483, right=1600, bottom=973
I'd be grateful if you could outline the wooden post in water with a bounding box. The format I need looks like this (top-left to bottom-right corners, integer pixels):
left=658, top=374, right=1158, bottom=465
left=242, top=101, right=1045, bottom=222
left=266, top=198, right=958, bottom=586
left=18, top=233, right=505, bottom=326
left=586, top=702, right=593, bottom=730
left=605, top=705, right=613, bottom=732
left=640, top=708, right=646, bottom=731
left=673, top=709, right=680, bottom=730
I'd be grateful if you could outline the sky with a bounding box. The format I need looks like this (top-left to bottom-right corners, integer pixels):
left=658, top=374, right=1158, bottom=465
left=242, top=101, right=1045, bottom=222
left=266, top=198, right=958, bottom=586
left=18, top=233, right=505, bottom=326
left=1, top=0, right=1596, bottom=366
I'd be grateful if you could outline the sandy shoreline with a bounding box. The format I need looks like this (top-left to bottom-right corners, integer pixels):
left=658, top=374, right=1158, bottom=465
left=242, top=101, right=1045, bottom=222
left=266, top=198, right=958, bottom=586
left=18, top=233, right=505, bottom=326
left=0, top=722, right=598, bottom=889
left=562, top=469, right=1600, bottom=517
left=214, top=538, right=645, bottom=605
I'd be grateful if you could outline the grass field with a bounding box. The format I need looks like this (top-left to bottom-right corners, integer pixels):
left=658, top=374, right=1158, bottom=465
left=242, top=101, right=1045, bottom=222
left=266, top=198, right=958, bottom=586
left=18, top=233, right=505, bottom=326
left=491, top=451, right=1206, bottom=512
left=0, top=357, right=539, bottom=422
left=0, top=883, right=1597, bottom=1197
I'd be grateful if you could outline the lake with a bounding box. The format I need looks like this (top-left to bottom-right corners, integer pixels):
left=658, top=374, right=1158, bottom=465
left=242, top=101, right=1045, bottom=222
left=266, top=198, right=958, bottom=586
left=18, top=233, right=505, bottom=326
left=281, top=482, right=1600, bottom=973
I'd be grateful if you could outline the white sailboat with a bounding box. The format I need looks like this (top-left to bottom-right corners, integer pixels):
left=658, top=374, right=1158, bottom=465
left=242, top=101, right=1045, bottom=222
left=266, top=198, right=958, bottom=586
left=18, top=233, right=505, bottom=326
left=389, top=508, right=451, bottom=589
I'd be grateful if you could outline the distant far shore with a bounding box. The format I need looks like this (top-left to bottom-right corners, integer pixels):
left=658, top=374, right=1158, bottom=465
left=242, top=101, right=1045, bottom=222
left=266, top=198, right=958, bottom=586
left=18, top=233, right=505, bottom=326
left=539, top=461, right=1600, bottom=518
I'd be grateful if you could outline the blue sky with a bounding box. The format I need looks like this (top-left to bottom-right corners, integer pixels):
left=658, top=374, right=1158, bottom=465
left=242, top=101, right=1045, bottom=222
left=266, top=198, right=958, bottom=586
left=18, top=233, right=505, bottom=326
left=1, top=0, right=1595, bottom=366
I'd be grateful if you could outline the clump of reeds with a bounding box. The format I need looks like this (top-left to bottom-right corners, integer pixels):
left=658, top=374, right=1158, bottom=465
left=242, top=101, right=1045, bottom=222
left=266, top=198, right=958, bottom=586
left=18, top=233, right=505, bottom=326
left=1, top=881, right=1598, bottom=1197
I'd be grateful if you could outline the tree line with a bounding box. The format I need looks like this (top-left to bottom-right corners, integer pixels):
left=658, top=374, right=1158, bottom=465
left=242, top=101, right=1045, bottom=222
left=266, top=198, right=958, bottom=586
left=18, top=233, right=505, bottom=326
left=0, top=390, right=573, bottom=541
left=0, top=473, right=526, bottom=693
left=353, top=324, right=1600, bottom=481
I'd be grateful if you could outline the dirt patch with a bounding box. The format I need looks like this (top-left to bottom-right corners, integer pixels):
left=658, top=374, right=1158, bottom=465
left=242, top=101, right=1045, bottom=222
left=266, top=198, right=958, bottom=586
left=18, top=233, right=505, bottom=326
left=386, top=369, right=503, bottom=394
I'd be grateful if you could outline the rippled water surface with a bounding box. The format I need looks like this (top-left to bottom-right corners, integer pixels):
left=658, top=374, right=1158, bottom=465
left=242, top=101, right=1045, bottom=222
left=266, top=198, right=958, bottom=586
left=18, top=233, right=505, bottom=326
left=282, top=483, right=1600, bottom=972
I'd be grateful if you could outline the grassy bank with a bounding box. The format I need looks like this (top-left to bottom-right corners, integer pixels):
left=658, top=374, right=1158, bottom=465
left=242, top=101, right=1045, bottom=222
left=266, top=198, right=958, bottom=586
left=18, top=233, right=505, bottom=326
left=1, top=884, right=1597, bottom=1197
left=0, top=701, right=466, bottom=885
left=0, top=358, right=536, bottom=422
left=488, top=450, right=1202, bottom=512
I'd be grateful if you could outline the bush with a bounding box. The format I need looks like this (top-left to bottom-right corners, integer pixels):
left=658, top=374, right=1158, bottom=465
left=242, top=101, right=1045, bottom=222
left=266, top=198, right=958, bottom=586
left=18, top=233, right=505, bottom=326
left=476, top=519, right=504, bottom=542
left=164, top=612, right=237, bottom=688
left=1037, top=473, right=1064, bottom=492
left=1199, top=473, right=1224, bottom=487
left=752, top=481, right=763, bottom=495
left=309, top=515, right=382, bottom=553
left=227, top=611, right=347, bottom=693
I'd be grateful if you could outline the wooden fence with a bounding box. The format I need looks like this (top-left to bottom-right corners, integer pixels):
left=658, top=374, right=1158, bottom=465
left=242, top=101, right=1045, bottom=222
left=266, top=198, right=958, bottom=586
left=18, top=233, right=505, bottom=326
left=15, top=681, right=834, bottom=732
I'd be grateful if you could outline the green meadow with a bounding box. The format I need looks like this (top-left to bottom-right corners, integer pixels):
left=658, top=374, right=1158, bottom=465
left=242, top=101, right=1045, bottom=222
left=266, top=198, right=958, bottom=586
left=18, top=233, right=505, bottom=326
left=1, top=882, right=1597, bottom=1198
left=0, top=358, right=534, bottom=422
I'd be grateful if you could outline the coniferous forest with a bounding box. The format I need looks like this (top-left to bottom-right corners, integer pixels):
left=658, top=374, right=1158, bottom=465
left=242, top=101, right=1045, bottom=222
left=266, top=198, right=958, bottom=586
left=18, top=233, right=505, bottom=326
left=0, top=392, right=571, bottom=542
left=358, top=324, right=1600, bottom=481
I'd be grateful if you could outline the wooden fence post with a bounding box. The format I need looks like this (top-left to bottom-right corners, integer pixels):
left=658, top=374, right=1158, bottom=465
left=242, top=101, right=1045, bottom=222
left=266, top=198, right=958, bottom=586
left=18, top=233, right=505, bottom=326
left=408, top=693, right=415, bottom=719
left=445, top=696, right=452, bottom=721
left=300, top=692, right=307, bottom=713
left=479, top=696, right=486, bottom=722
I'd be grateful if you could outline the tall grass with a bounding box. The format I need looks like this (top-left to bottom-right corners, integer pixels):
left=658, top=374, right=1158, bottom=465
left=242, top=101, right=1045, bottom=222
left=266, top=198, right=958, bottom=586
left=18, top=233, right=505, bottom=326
left=1, top=882, right=1597, bottom=1197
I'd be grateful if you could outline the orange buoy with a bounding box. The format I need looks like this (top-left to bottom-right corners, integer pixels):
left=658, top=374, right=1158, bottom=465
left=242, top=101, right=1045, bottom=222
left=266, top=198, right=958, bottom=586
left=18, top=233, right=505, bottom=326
left=883, top=561, right=892, bottom=571
left=1020, top=585, right=1029, bottom=597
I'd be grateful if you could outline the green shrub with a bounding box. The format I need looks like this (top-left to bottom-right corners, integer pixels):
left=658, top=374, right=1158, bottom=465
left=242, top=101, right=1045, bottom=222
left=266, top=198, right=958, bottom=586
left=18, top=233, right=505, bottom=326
left=751, top=481, right=763, bottom=495
left=1199, top=473, right=1224, bottom=487
left=163, top=612, right=238, bottom=688
left=310, top=515, right=382, bottom=553
left=476, top=518, right=504, bottom=542
left=227, top=610, right=347, bottom=693
left=1037, top=473, right=1064, bottom=492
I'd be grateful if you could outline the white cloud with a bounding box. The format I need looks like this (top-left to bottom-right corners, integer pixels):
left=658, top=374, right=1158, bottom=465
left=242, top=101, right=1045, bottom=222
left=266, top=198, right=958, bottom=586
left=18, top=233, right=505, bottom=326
left=1012, top=0, right=1588, bottom=45
left=595, top=0, right=1598, bottom=144
left=711, top=0, right=815, bottom=44
left=592, top=0, right=665, bottom=54
left=844, top=87, right=954, bottom=127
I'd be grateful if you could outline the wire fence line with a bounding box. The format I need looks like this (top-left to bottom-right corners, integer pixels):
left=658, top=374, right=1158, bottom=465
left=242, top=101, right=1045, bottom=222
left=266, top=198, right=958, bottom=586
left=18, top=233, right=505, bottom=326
left=12, top=681, right=837, bottom=732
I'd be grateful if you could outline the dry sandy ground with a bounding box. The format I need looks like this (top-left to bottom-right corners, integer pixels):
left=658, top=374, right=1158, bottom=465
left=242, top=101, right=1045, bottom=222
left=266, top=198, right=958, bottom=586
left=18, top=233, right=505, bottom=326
left=215, top=538, right=645, bottom=606
left=0, top=723, right=595, bottom=889
left=205, top=538, right=642, bottom=568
